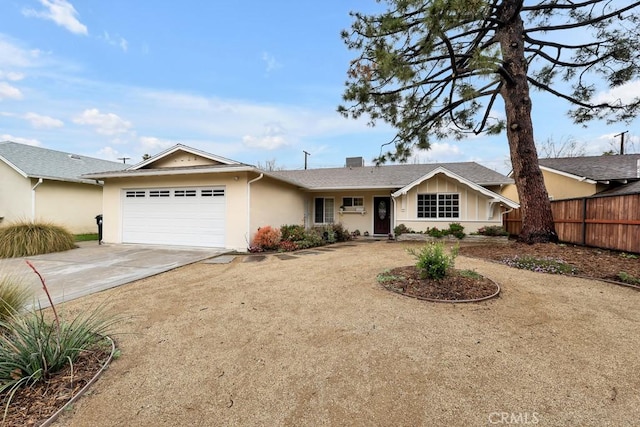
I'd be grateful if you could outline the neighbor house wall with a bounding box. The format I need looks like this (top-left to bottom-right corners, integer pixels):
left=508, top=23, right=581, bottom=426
left=394, top=174, right=504, bottom=233
left=501, top=169, right=599, bottom=202
left=33, top=179, right=103, bottom=234
left=0, top=161, right=31, bottom=226
left=101, top=172, right=249, bottom=251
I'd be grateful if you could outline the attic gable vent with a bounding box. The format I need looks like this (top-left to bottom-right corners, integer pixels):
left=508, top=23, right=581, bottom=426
left=346, top=156, right=364, bottom=167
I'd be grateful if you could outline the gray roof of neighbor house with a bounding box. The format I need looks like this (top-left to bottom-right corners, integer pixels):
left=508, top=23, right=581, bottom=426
left=271, top=162, right=513, bottom=190
left=538, top=154, right=640, bottom=181
left=0, top=141, right=127, bottom=185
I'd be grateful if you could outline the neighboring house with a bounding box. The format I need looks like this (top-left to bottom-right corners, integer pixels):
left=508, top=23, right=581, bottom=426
left=0, top=141, right=126, bottom=233
left=501, top=154, right=640, bottom=201
left=84, top=144, right=518, bottom=251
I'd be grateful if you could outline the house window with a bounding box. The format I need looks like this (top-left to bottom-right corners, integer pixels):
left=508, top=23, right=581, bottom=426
left=342, top=196, right=364, bottom=210
left=314, top=197, right=335, bottom=223
left=149, top=190, right=170, bottom=198
left=125, top=191, right=145, bottom=198
left=417, top=193, right=459, bottom=218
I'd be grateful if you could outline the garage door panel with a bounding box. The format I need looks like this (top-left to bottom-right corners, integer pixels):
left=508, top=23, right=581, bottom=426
left=122, top=187, right=226, bottom=247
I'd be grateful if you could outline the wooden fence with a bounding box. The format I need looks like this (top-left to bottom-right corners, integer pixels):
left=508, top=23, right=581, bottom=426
left=503, top=193, right=640, bottom=253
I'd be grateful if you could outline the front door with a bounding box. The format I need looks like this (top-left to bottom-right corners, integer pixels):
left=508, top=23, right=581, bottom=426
left=373, top=196, right=391, bottom=235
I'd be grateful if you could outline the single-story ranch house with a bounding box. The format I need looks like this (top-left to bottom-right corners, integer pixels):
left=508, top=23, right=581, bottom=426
left=84, top=144, right=519, bottom=251
left=0, top=141, right=126, bottom=233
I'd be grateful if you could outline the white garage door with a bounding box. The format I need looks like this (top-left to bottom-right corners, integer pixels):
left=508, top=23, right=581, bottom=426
left=122, top=187, right=225, bottom=247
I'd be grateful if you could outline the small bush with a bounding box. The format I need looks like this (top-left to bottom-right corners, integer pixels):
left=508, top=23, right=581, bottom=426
left=427, top=227, right=445, bottom=238
left=0, top=221, right=75, bottom=258
left=477, top=226, right=509, bottom=236
left=277, top=240, right=299, bottom=252
left=0, top=276, right=32, bottom=323
left=331, top=223, right=352, bottom=242
left=280, top=224, right=306, bottom=242
left=251, top=226, right=281, bottom=251
left=408, top=242, right=458, bottom=280
left=448, top=223, right=465, bottom=239
left=297, top=229, right=325, bottom=249
left=393, top=224, right=413, bottom=236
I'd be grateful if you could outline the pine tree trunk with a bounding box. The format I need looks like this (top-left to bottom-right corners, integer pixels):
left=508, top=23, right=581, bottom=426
left=496, top=0, right=557, bottom=243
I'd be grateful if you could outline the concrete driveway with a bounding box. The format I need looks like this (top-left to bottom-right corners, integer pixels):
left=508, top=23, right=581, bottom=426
left=0, top=242, right=228, bottom=307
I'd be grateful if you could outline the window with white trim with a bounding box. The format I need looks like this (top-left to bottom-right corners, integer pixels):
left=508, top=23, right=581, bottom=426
left=341, top=196, right=364, bottom=210
left=314, top=197, right=335, bottom=223
left=417, top=193, right=460, bottom=218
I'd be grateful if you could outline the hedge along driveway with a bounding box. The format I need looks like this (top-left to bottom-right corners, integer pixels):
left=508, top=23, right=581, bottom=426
left=54, top=241, right=640, bottom=427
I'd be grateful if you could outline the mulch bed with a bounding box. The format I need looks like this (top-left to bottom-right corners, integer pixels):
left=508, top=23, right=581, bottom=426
left=380, top=266, right=499, bottom=302
left=459, top=242, right=640, bottom=285
left=1, top=345, right=112, bottom=427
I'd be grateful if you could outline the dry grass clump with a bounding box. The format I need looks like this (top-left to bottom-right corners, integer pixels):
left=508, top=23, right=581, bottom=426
left=0, top=275, right=32, bottom=322
left=0, top=221, right=76, bottom=258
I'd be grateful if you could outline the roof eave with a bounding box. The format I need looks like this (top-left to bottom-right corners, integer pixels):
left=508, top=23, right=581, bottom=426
left=83, top=165, right=257, bottom=179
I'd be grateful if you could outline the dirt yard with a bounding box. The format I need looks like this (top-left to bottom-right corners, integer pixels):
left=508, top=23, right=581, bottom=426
left=52, top=240, right=640, bottom=426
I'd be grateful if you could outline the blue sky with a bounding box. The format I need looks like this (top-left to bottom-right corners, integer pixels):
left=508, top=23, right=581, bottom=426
left=1, top=0, right=639, bottom=173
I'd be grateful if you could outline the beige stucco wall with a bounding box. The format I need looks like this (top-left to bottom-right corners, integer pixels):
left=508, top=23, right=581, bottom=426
left=249, top=176, right=306, bottom=241
left=33, top=179, right=103, bottom=234
left=102, top=172, right=301, bottom=251
left=0, top=162, right=101, bottom=233
left=304, top=191, right=392, bottom=236
left=0, top=161, right=31, bottom=226
left=394, top=174, right=505, bottom=234
left=501, top=169, right=598, bottom=202
left=150, top=152, right=222, bottom=168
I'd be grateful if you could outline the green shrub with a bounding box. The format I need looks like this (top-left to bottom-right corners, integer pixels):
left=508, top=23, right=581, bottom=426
left=427, top=227, right=445, bottom=238
left=393, top=224, right=413, bottom=236
left=0, top=221, right=75, bottom=258
left=280, top=224, right=306, bottom=242
left=331, top=223, right=352, bottom=242
left=251, top=226, right=282, bottom=251
left=477, top=225, right=509, bottom=236
left=448, top=223, right=465, bottom=239
left=0, top=275, right=32, bottom=323
left=0, top=264, right=119, bottom=415
left=297, top=229, right=325, bottom=249
left=407, top=242, right=458, bottom=280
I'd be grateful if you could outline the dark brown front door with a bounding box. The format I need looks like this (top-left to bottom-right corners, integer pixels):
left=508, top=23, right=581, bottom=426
left=373, top=196, right=391, bottom=235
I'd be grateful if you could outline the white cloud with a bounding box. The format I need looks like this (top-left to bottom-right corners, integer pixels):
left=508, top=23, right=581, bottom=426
left=73, top=108, right=132, bottom=135
left=261, top=52, right=282, bottom=73
left=24, top=112, right=64, bottom=128
left=97, top=146, right=124, bottom=161
left=139, top=136, right=174, bottom=151
left=243, top=122, right=290, bottom=149
left=0, top=71, right=24, bottom=81
left=0, top=134, right=41, bottom=146
left=593, top=80, right=640, bottom=105
left=101, top=31, right=128, bottom=52
left=0, top=82, right=23, bottom=100
left=23, top=0, right=88, bottom=36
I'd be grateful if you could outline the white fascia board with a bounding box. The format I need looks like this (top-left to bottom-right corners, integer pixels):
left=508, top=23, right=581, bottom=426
left=305, top=185, right=397, bottom=192
left=392, top=166, right=520, bottom=209
left=539, top=165, right=597, bottom=184
left=129, top=144, right=243, bottom=170
left=0, top=154, right=28, bottom=178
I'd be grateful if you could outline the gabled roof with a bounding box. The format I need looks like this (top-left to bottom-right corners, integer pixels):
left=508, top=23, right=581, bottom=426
left=270, top=162, right=513, bottom=190
left=538, top=154, right=640, bottom=182
left=83, top=144, right=256, bottom=179
left=129, top=144, right=243, bottom=170
left=0, top=141, right=127, bottom=185
left=391, top=166, right=519, bottom=208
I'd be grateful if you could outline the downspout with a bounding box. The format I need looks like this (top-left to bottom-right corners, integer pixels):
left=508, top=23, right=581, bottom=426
left=31, top=178, right=44, bottom=221
left=247, top=173, right=264, bottom=247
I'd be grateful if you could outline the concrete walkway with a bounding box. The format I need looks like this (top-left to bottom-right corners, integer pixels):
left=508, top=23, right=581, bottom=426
left=0, top=242, right=228, bottom=307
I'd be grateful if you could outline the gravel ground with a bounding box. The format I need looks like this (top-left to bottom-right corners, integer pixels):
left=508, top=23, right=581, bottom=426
left=54, top=241, right=640, bottom=427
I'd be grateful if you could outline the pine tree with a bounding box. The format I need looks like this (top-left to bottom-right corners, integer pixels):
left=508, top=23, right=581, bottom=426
left=339, top=0, right=640, bottom=243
